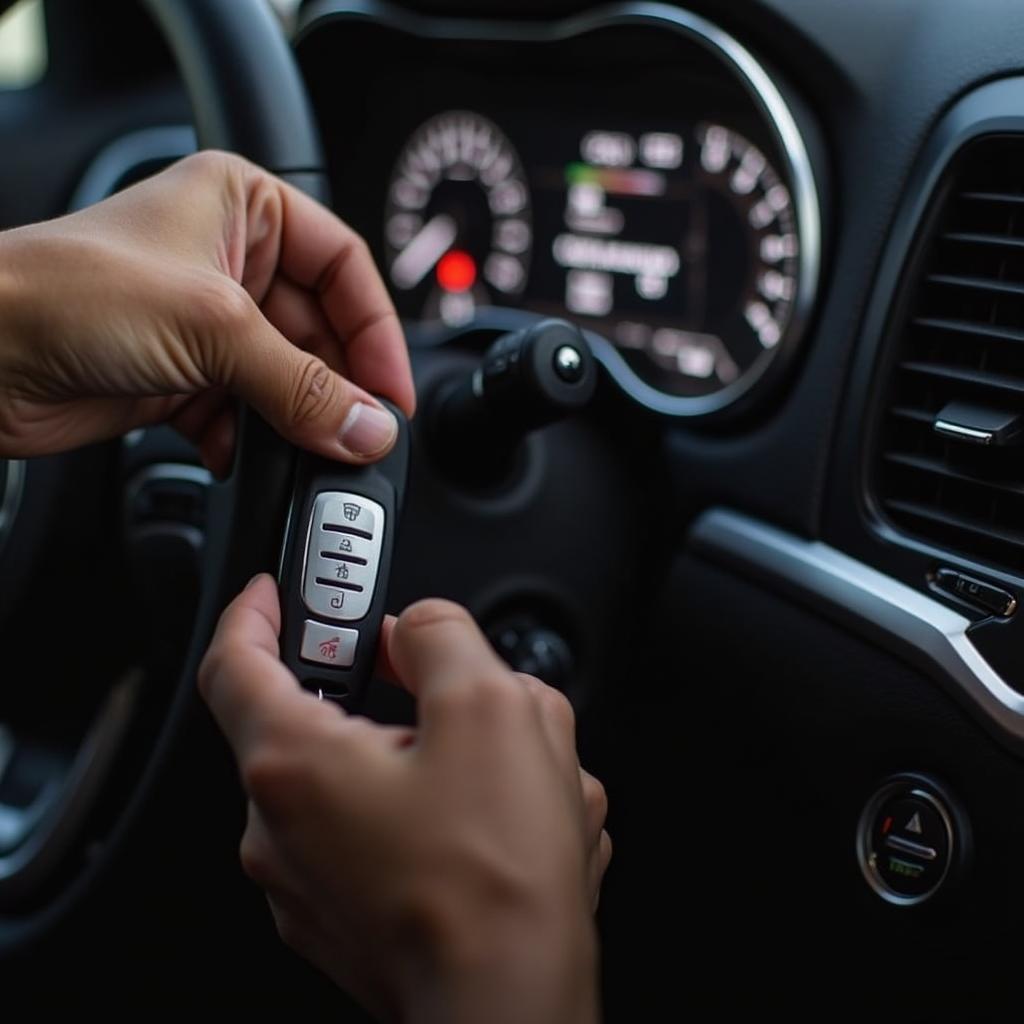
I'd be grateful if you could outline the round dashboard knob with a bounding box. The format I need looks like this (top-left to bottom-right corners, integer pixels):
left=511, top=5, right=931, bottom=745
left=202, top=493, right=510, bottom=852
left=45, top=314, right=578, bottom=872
left=856, top=774, right=968, bottom=906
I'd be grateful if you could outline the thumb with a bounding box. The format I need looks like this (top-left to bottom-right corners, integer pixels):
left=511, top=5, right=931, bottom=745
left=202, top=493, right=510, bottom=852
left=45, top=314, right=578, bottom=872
left=209, top=289, right=398, bottom=463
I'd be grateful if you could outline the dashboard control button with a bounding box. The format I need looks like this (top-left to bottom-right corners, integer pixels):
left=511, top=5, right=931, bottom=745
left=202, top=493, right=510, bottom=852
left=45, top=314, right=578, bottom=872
left=932, top=567, right=1016, bottom=617
left=486, top=613, right=575, bottom=692
left=300, top=620, right=358, bottom=668
left=303, top=493, right=385, bottom=622
left=857, top=776, right=964, bottom=905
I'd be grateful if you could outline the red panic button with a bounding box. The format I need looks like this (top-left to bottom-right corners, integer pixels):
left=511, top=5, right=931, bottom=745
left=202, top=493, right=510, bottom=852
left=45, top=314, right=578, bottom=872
left=437, top=250, right=476, bottom=293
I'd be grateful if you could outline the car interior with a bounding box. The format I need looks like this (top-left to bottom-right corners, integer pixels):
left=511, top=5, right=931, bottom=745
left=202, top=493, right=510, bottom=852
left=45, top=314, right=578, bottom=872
left=3, top=0, right=1024, bottom=1015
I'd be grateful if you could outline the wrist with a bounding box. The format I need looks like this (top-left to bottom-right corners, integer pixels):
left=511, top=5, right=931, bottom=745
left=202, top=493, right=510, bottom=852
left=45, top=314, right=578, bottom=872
left=400, top=903, right=600, bottom=1024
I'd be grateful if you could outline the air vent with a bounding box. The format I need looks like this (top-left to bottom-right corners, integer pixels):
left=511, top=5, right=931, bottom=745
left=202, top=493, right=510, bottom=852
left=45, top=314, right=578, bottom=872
left=876, top=136, right=1024, bottom=574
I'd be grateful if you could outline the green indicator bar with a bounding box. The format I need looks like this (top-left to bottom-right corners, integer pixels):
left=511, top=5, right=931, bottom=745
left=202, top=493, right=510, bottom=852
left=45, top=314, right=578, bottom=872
left=565, top=162, right=599, bottom=186
left=564, top=162, right=667, bottom=198
left=888, top=856, right=925, bottom=879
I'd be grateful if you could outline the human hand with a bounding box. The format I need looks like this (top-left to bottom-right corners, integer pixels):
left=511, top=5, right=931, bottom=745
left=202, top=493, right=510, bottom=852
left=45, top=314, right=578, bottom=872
left=0, top=151, right=414, bottom=473
left=199, top=576, right=610, bottom=1024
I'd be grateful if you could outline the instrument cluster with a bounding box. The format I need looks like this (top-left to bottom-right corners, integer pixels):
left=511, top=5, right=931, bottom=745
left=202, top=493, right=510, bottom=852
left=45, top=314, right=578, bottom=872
left=297, top=3, right=823, bottom=418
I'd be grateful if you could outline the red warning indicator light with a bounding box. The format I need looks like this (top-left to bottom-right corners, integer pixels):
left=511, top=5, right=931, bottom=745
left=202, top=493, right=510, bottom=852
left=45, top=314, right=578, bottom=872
left=882, top=816, right=893, bottom=835
left=437, top=250, right=476, bottom=293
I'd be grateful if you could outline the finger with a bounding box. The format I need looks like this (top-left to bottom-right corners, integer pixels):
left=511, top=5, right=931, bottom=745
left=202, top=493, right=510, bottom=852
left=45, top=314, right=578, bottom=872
left=169, top=386, right=230, bottom=446
left=387, top=599, right=515, bottom=720
left=375, top=615, right=399, bottom=683
left=203, top=286, right=400, bottom=464
left=198, top=574, right=331, bottom=758
left=260, top=275, right=349, bottom=376
left=269, top=177, right=415, bottom=417
left=580, top=768, right=609, bottom=847
left=515, top=673, right=579, bottom=778
left=590, top=830, right=613, bottom=912
left=239, top=801, right=295, bottom=894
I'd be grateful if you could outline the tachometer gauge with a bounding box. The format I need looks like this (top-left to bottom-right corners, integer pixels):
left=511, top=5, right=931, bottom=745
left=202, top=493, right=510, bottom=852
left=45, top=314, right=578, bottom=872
left=543, top=122, right=804, bottom=411
left=384, top=111, right=532, bottom=328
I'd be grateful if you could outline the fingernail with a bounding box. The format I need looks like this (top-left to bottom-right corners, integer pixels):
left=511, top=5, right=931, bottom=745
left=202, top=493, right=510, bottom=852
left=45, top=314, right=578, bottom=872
left=245, top=573, right=264, bottom=590
left=339, top=403, right=397, bottom=456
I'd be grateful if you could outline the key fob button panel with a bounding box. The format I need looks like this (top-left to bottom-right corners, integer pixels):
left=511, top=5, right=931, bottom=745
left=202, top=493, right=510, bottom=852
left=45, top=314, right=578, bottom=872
left=302, top=492, right=385, bottom=623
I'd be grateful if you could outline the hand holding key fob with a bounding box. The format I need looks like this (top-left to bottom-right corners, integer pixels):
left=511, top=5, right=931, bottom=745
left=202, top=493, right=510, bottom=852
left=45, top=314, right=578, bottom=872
left=278, top=401, right=409, bottom=707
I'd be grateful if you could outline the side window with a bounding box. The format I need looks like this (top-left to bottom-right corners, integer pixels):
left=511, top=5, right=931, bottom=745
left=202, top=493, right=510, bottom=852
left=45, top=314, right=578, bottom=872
left=0, top=0, right=45, bottom=89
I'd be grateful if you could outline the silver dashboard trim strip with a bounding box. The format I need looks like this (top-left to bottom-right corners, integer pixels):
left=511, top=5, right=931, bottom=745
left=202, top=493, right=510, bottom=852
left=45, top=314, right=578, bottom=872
left=690, top=508, right=1024, bottom=749
left=297, top=0, right=822, bottom=418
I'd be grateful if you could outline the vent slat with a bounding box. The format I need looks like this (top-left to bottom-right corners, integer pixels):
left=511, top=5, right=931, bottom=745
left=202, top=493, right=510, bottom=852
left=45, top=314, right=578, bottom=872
left=889, top=405, right=934, bottom=424
left=899, top=361, right=1024, bottom=396
left=884, top=498, right=1024, bottom=551
left=883, top=451, right=1024, bottom=499
left=912, top=316, right=1024, bottom=345
left=960, top=190, right=1024, bottom=205
left=942, top=231, right=1024, bottom=251
left=925, top=275, right=1024, bottom=300
left=875, top=136, right=1024, bottom=574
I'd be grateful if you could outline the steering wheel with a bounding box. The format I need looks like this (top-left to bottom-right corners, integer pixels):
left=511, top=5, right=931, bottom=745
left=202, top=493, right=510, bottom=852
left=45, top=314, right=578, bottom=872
left=0, top=0, right=326, bottom=975
left=0, top=2, right=654, bottom=1001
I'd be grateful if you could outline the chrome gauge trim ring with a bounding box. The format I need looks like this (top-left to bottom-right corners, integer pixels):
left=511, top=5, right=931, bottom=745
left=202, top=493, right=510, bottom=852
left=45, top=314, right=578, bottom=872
left=298, top=0, right=823, bottom=417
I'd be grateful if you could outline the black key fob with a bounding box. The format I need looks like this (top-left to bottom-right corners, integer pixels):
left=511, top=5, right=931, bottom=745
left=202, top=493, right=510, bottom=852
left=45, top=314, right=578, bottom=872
left=278, top=401, right=409, bottom=708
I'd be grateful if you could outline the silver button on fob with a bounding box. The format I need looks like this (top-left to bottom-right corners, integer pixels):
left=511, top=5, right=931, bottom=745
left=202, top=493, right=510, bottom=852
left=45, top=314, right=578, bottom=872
left=278, top=401, right=409, bottom=707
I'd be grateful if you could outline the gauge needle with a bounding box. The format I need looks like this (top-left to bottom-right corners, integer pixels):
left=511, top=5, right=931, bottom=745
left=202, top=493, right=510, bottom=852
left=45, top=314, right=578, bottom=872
left=391, top=213, right=458, bottom=289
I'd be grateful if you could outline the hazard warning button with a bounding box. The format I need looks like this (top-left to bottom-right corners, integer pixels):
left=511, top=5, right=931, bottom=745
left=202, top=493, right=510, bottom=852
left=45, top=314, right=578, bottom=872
left=856, top=775, right=966, bottom=906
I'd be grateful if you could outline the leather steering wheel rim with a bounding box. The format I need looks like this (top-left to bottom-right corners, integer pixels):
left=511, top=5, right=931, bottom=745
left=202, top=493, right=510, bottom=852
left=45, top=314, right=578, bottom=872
left=0, top=0, right=322, bottom=950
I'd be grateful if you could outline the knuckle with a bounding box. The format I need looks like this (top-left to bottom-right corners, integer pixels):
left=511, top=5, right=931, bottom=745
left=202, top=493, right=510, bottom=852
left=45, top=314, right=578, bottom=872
left=289, top=355, right=338, bottom=429
left=430, top=670, right=519, bottom=720
left=537, top=684, right=575, bottom=729
left=240, top=747, right=309, bottom=812
left=342, top=230, right=372, bottom=268
left=399, top=598, right=476, bottom=635
left=191, top=276, right=255, bottom=338
left=584, top=773, right=609, bottom=824
left=177, top=148, right=239, bottom=180
left=239, top=834, right=276, bottom=888
left=317, top=230, right=372, bottom=295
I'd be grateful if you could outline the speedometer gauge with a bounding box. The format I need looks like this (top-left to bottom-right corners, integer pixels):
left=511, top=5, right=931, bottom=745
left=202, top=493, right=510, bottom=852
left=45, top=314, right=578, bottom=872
left=384, top=111, right=532, bottom=328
